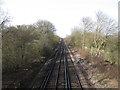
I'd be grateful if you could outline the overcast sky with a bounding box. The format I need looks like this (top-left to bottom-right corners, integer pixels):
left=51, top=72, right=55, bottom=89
left=3, top=0, right=119, bottom=37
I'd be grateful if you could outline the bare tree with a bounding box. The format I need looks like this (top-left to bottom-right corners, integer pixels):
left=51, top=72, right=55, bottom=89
left=80, top=17, right=94, bottom=48
left=0, top=0, right=10, bottom=30
left=94, top=11, right=117, bottom=51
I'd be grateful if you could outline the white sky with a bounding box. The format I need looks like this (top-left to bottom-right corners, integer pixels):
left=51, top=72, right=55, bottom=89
left=2, top=0, right=119, bottom=38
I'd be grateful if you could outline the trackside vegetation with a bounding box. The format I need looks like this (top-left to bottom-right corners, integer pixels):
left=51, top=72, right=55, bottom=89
left=2, top=20, right=60, bottom=72
left=65, top=11, right=118, bottom=64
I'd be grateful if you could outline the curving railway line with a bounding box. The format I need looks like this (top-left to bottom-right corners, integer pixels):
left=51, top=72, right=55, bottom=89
left=28, top=39, right=94, bottom=89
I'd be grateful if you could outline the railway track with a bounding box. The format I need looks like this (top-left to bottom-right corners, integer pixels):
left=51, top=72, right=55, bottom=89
left=29, top=39, right=83, bottom=90
left=3, top=39, right=95, bottom=89
left=28, top=39, right=95, bottom=89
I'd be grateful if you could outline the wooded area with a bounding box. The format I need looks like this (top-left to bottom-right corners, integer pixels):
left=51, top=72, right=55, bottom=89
left=2, top=20, right=60, bottom=72
left=65, top=11, right=118, bottom=64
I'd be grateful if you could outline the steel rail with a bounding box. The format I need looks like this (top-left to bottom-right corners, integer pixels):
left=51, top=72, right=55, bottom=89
left=63, top=42, right=71, bottom=90
left=66, top=45, right=83, bottom=89
left=55, top=42, right=63, bottom=90
left=39, top=41, right=62, bottom=89
left=67, top=45, right=95, bottom=88
left=65, top=47, right=71, bottom=90
left=28, top=47, right=59, bottom=88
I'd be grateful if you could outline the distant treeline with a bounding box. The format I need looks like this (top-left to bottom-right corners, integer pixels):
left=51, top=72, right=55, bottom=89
left=65, top=11, right=118, bottom=64
left=2, top=20, right=60, bottom=72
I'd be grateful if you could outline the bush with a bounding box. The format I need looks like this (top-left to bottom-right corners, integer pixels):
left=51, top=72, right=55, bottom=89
left=104, top=35, right=118, bottom=64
